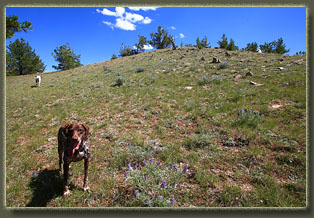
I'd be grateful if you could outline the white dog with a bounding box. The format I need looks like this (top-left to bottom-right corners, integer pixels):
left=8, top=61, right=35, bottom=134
left=35, top=75, right=41, bottom=87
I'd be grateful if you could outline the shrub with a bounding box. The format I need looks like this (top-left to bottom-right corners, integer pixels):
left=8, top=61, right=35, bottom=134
left=233, top=108, right=264, bottom=128
left=113, top=73, right=125, bottom=87
left=218, top=34, right=228, bottom=49
left=197, top=75, right=210, bottom=86
left=218, top=62, right=229, bottom=70
left=136, top=67, right=145, bottom=73
left=184, top=133, right=213, bottom=150
left=125, top=160, right=188, bottom=207
left=111, top=54, right=118, bottom=59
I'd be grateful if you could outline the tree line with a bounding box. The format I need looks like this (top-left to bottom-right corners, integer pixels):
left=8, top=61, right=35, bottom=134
left=6, top=16, right=81, bottom=76
left=6, top=16, right=301, bottom=76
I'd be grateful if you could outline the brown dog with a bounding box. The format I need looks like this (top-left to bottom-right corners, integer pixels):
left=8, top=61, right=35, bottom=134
left=58, top=123, right=90, bottom=197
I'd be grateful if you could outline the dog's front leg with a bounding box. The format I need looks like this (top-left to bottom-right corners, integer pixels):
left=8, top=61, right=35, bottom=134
left=83, top=158, right=90, bottom=192
left=63, top=162, right=71, bottom=197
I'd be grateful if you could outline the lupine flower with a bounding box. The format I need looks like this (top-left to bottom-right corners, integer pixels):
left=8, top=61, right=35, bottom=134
left=134, top=189, right=139, bottom=198
left=124, top=170, right=129, bottom=178
left=183, top=164, right=189, bottom=174
left=128, top=142, right=131, bottom=146
left=32, top=171, right=37, bottom=176
left=146, top=199, right=151, bottom=206
left=134, top=163, right=138, bottom=170
left=153, top=142, right=156, bottom=146
left=127, top=163, right=132, bottom=170
left=261, top=114, right=264, bottom=118
left=158, top=195, right=163, bottom=200
left=170, top=163, right=175, bottom=169
left=241, top=108, right=245, bottom=113
left=150, top=158, right=154, bottom=164
left=143, top=159, right=147, bottom=165
left=161, top=180, right=166, bottom=188
left=170, top=197, right=175, bottom=207
left=156, top=161, right=161, bottom=165
left=37, top=168, right=41, bottom=173
left=134, top=143, right=136, bottom=147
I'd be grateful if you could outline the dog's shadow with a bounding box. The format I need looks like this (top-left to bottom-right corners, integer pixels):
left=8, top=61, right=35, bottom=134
left=31, top=85, right=38, bottom=88
left=27, top=169, right=63, bottom=207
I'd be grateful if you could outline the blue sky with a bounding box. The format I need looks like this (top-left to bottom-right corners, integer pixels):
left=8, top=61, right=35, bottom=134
left=6, top=7, right=306, bottom=73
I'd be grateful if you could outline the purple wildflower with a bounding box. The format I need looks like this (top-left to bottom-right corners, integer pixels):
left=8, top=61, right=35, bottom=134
left=134, top=189, right=139, bottom=198
left=261, top=114, right=264, bottom=118
left=37, top=168, right=41, bottom=173
left=128, top=142, right=131, bottom=146
left=127, top=163, right=132, bottom=170
left=134, top=163, right=138, bottom=170
left=183, top=164, right=189, bottom=174
left=161, top=180, right=166, bottom=188
left=32, top=171, right=37, bottom=176
left=146, top=199, right=151, bottom=206
left=150, top=158, right=154, bottom=164
left=153, top=142, right=156, bottom=146
left=156, top=161, right=161, bottom=165
left=249, top=108, right=252, bottom=114
left=134, top=143, right=136, bottom=147
left=170, top=163, right=175, bottom=169
left=143, top=159, right=147, bottom=165
left=241, top=108, right=245, bottom=113
left=158, top=195, right=163, bottom=200
left=170, top=197, right=175, bottom=207
left=124, top=170, right=129, bottom=178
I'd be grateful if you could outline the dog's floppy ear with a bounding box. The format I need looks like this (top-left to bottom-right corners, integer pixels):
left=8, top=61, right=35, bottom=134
left=62, top=124, right=71, bottom=136
left=82, top=124, right=90, bottom=140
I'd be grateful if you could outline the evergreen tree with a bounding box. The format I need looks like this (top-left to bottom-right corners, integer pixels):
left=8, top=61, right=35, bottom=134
left=6, top=38, right=45, bottom=75
left=259, top=42, right=274, bottom=53
left=245, top=42, right=258, bottom=52
left=149, top=26, right=172, bottom=49
left=119, top=43, right=136, bottom=57
left=201, top=36, right=210, bottom=48
left=273, top=38, right=290, bottom=54
left=217, top=34, right=228, bottom=49
left=227, top=38, right=239, bottom=51
left=6, top=15, right=33, bottom=39
left=52, top=43, right=82, bottom=71
left=196, top=37, right=202, bottom=49
left=134, top=35, right=147, bottom=53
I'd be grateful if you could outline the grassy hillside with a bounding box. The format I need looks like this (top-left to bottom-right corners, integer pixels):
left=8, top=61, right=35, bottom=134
left=6, top=47, right=306, bottom=207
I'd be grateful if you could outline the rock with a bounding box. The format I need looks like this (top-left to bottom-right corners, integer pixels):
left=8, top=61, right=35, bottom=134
left=234, top=74, right=242, bottom=81
left=246, top=71, right=254, bottom=77
left=225, top=51, right=231, bottom=57
left=249, top=81, right=263, bottom=86
left=212, top=57, right=221, bottom=63
left=278, top=67, right=284, bottom=71
left=200, top=57, right=205, bottom=61
left=294, top=59, right=303, bottom=65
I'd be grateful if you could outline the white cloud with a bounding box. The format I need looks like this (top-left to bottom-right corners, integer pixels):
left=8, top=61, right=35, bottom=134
left=142, top=17, right=152, bottom=24
left=97, top=7, right=153, bottom=30
left=144, top=44, right=153, bottom=50
left=115, top=18, right=136, bottom=31
left=179, top=33, right=185, bottom=38
left=125, top=12, right=144, bottom=23
left=128, top=7, right=158, bottom=11
left=96, top=8, right=116, bottom=16
left=169, top=26, right=176, bottom=30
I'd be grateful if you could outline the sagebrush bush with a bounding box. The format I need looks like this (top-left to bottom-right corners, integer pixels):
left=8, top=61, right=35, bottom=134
left=197, top=75, right=210, bottom=86
left=184, top=133, right=213, bottom=150
left=218, top=62, right=229, bottom=70
left=233, top=108, right=264, bottom=128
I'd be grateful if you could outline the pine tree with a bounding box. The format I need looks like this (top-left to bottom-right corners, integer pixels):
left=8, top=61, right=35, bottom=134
left=134, top=35, right=147, bottom=53
left=273, top=38, right=290, bottom=54
left=227, top=38, right=239, bottom=51
left=245, top=42, right=258, bottom=52
left=6, top=38, right=45, bottom=75
left=217, top=34, right=228, bottom=49
left=149, top=26, right=172, bottom=49
left=6, top=15, right=33, bottom=39
left=52, top=43, right=82, bottom=71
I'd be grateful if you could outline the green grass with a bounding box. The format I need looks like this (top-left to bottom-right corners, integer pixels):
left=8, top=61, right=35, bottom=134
left=6, top=47, right=306, bottom=207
